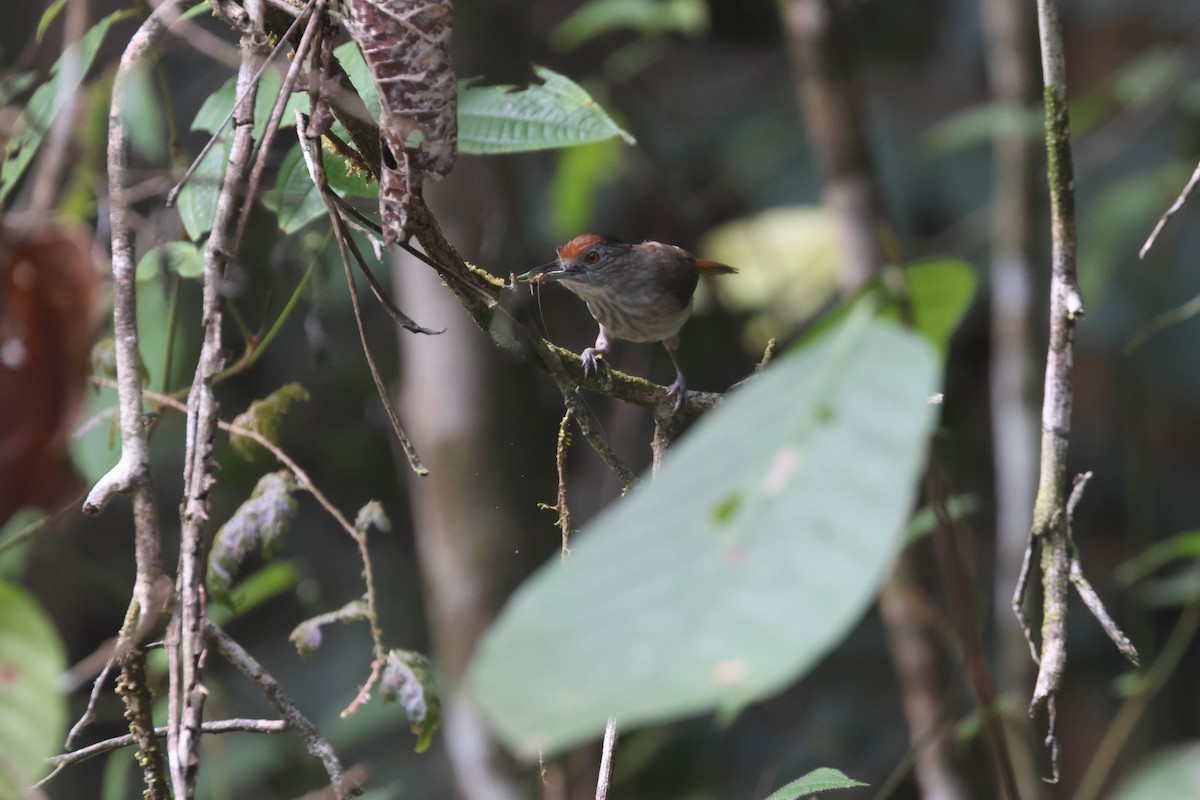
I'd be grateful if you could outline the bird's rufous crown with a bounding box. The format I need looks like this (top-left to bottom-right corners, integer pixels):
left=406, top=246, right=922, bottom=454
left=557, top=233, right=610, bottom=260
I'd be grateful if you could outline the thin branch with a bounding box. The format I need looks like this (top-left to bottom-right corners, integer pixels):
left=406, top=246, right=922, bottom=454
left=231, top=0, right=323, bottom=254
left=1027, top=0, right=1084, bottom=725
left=112, top=381, right=390, bottom=680
left=293, top=113, right=430, bottom=476
left=117, top=649, right=169, bottom=799
left=1023, top=5, right=1138, bottom=782
left=536, top=409, right=574, bottom=556
left=204, top=621, right=357, bottom=798
left=594, top=718, right=619, bottom=800
left=1139, top=157, right=1200, bottom=259
left=165, top=7, right=310, bottom=207
left=82, top=1, right=201, bottom=792
left=40, top=719, right=288, bottom=787
left=171, top=5, right=269, bottom=795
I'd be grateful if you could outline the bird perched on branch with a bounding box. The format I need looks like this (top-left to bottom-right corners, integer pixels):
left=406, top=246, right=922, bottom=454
left=518, top=234, right=737, bottom=411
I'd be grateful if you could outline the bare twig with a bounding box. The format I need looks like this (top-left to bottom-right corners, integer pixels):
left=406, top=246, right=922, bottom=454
left=65, top=658, right=115, bottom=749
left=111, top=380, right=390, bottom=709
left=1139, top=158, right=1200, bottom=259
left=1026, top=0, right=1085, bottom=731
left=170, top=5, right=269, bottom=796
left=294, top=111, right=430, bottom=476
left=40, top=719, right=288, bottom=788
left=594, top=718, right=619, bottom=800
left=1021, top=2, right=1139, bottom=780
left=536, top=409, right=575, bottom=556
left=80, top=1, right=201, bottom=792
left=165, top=7, right=311, bottom=207
left=232, top=0, right=323, bottom=253
left=205, top=621, right=356, bottom=798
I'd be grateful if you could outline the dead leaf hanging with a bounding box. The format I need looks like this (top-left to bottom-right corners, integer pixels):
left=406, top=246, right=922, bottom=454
left=342, top=0, right=457, bottom=245
left=0, top=224, right=98, bottom=525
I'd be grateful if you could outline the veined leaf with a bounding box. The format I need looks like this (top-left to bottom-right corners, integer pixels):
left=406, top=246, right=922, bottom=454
left=458, top=66, right=634, bottom=154
left=468, top=312, right=940, bottom=756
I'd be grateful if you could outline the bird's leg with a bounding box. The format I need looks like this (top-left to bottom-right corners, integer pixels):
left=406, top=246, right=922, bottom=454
left=664, top=337, right=687, bottom=412
left=581, top=326, right=611, bottom=378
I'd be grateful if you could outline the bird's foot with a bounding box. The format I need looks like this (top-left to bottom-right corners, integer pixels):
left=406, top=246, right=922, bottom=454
left=581, top=347, right=606, bottom=378
left=666, top=376, right=688, bottom=413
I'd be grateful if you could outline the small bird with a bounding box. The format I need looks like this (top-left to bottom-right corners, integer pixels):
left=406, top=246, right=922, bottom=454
left=518, top=234, right=737, bottom=411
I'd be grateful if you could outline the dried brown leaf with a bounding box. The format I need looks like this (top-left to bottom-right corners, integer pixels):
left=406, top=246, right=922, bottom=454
left=343, top=0, right=457, bottom=244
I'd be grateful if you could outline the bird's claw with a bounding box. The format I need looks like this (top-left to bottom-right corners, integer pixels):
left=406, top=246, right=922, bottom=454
left=581, top=347, right=605, bottom=378
left=667, top=378, right=688, bottom=413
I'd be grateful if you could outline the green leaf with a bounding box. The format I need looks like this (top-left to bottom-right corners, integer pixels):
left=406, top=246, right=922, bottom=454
left=230, top=383, right=310, bottom=460
left=762, top=768, right=868, bottom=800
left=191, top=69, right=298, bottom=140
left=0, top=10, right=133, bottom=203
left=334, top=41, right=381, bottom=121
left=0, top=580, right=68, bottom=795
left=468, top=313, right=941, bottom=756
left=121, top=64, right=166, bottom=163
left=892, top=259, right=978, bottom=355
left=800, top=259, right=976, bottom=360
left=136, top=241, right=205, bottom=282
left=183, top=69, right=308, bottom=238
left=1111, top=741, right=1200, bottom=800
left=176, top=136, right=231, bottom=240
left=263, top=141, right=375, bottom=234
left=458, top=66, right=635, bottom=154
left=207, top=472, right=298, bottom=606
left=36, top=0, right=69, bottom=41
left=551, top=0, right=709, bottom=51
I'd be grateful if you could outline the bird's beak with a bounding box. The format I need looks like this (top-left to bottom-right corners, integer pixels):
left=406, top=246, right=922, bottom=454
left=516, top=260, right=573, bottom=284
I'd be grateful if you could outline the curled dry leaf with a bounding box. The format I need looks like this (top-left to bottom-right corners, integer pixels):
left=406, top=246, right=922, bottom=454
left=0, top=224, right=97, bottom=526
left=342, top=0, right=457, bottom=245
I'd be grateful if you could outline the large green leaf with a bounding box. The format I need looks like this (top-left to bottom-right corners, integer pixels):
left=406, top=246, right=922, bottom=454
left=0, top=10, right=132, bottom=202
left=468, top=312, right=941, bottom=757
left=0, top=580, right=68, bottom=794
left=458, top=66, right=635, bottom=154
left=1111, top=742, right=1200, bottom=800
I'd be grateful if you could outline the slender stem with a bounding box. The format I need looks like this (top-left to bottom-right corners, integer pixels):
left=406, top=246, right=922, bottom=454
left=204, top=621, right=353, bottom=798
left=594, top=719, right=619, bottom=800
left=1028, top=0, right=1083, bottom=728
left=171, top=4, right=267, bottom=795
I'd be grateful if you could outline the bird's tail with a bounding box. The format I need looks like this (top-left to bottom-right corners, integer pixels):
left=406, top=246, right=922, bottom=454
left=696, top=259, right=737, bottom=275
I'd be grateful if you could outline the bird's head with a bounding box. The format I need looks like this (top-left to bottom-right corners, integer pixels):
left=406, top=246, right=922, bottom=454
left=516, top=234, right=630, bottom=287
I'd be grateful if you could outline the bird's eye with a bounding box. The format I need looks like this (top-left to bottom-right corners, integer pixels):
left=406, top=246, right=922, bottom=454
left=585, top=250, right=601, bottom=265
